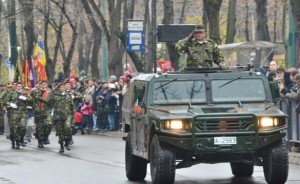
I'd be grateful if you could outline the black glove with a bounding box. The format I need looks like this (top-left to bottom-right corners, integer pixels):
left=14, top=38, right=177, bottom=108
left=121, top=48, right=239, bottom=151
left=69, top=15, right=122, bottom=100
left=188, top=31, right=194, bottom=41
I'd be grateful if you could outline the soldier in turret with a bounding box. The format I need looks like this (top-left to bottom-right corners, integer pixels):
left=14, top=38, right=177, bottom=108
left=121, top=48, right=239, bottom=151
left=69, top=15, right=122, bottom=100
left=175, top=24, right=225, bottom=68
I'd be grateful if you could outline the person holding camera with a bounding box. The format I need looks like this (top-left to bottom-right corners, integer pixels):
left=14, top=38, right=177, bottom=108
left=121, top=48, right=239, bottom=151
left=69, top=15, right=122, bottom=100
left=175, top=24, right=225, bottom=68
left=104, top=83, right=119, bottom=131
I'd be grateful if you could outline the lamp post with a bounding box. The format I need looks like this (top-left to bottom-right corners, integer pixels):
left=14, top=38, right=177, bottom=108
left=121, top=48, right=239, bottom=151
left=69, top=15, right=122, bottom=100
left=151, top=0, right=157, bottom=73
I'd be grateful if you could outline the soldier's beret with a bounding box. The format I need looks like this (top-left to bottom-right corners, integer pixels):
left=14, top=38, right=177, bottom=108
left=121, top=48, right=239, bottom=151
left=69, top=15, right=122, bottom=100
left=194, top=24, right=206, bottom=32
left=39, top=80, right=47, bottom=84
left=57, top=82, right=65, bottom=88
left=64, top=78, right=70, bottom=84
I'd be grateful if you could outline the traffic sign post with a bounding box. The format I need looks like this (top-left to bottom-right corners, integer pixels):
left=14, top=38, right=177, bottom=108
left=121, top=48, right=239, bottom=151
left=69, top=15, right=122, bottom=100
left=127, top=20, right=144, bottom=52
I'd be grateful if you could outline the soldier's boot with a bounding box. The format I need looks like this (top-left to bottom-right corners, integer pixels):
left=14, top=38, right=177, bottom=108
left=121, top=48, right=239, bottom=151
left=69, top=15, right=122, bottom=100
left=15, top=141, right=20, bottom=149
left=81, top=127, right=84, bottom=135
left=59, top=143, right=64, bottom=154
left=44, top=136, right=50, bottom=145
left=38, top=139, right=44, bottom=148
left=20, top=138, right=26, bottom=147
left=64, top=139, right=71, bottom=151
left=11, top=141, right=15, bottom=149
left=69, top=137, right=74, bottom=146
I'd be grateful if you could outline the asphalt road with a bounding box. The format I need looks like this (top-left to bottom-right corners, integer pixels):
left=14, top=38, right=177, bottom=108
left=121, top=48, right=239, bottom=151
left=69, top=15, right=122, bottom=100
left=0, top=132, right=299, bottom=184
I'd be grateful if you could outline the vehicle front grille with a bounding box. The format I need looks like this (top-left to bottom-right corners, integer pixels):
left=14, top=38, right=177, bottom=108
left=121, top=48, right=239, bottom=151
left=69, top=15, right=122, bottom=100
left=194, top=117, right=254, bottom=132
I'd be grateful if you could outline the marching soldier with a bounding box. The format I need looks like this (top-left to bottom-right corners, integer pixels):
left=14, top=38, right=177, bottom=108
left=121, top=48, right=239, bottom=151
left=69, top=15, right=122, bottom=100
left=40, top=82, right=75, bottom=153
left=32, top=80, right=52, bottom=148
left=3, top=82, right=29, bottom=149
left=65, top=79, right=82, bottom=144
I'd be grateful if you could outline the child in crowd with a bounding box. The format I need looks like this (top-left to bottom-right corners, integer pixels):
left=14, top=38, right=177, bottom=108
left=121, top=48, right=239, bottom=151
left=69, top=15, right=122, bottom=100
left=74, top=105, right=84, bottom=135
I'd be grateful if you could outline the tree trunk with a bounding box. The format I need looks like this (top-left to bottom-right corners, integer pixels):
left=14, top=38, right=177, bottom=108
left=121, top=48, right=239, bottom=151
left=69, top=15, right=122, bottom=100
left=179, top=0, right=187, bottom=24
left=46, top=0, right=64, bottom=83
left=255, top=0, right=270, bottom=41
left=63, top=29, right=78, bottom=78
left=81, top=0, right=102, bottom=79
left=107, top=0, right=124, bottom=76
left=244, top=0, right=250, bottom=42
left=145, top=0, right=153, bottom=73
left=225, top=0, right=236, bottom=44
left=203, top=0, right=223, bottom=44
left=162, top=0, right=180, bottom=70
left=78, top=18, right=86, bottom=74
left=290, top=0, right=300, bottom=67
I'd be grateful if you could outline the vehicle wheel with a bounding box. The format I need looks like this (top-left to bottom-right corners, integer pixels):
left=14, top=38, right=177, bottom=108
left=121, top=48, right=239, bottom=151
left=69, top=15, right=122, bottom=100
left=125, top=133, right=147, bottom=181
left=150, top=135, right=175, bottom=184
left=263, top=140, right=289, bottom=184
left=230, top=162, right=254, bottom=177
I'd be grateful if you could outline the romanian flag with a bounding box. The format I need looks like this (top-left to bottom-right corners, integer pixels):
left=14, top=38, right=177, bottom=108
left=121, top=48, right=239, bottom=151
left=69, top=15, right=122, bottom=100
left=22, top=58, right=36, bottom=88
left=34, top=38, right=47, bottom=81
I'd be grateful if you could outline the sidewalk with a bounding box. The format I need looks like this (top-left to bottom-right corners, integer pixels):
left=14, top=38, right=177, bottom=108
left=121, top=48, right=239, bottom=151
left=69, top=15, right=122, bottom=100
left=91, top=130, right=300, bottom=165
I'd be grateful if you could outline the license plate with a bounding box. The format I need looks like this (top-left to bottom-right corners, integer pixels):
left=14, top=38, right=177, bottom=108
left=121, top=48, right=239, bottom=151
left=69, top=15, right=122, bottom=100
left=214, top=137, right=237, bottom=145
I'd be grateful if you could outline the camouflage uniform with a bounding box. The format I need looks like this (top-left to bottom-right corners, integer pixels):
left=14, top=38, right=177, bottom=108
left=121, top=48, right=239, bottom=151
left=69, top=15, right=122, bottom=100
left=175, top=35, right=224, bottom=68
left=65, top=89, right=83, bottom=145
left=3, top=89, right=29, bottom=148
left=32, top=88, right=52, bottom=148
left=43, top=89, right=74, bottom=153
left=1, top=88, right=11, bottom=138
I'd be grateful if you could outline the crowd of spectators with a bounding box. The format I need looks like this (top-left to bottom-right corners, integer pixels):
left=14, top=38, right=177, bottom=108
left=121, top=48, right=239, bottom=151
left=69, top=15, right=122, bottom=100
left=56, top=67, right=133, bottom=134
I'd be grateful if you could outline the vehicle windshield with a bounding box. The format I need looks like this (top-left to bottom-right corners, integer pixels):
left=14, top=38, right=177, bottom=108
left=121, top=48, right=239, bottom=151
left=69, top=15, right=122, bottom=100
left=212, top=78, right=266, bottom=102
left=153, top=80, right=206, bottom=104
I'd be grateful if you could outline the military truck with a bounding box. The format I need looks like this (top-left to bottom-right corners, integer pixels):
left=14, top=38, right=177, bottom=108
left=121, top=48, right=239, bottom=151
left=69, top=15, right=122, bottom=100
left=122, top=68, right=289, bottom=184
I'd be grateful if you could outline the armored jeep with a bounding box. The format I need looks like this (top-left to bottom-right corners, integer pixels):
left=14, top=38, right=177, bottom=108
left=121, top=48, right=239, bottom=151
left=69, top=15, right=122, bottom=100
left=122, top=68, right=289, bottom=184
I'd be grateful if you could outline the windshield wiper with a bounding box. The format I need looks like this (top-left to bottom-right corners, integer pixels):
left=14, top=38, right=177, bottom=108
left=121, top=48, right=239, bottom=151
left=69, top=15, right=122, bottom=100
left=219, top=76, right=241, bottom=88
left=154, top=78, right=178, bottom=90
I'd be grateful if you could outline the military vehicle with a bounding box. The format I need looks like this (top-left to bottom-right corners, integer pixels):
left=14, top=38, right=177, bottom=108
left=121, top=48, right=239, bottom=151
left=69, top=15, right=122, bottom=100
left=122, top=68, right=289, bottom=184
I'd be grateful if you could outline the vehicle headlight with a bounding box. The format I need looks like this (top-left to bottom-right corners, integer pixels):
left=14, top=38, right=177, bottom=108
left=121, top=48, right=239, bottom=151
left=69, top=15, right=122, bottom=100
left=259, top=117, right=279, bottom=127
left=161, top=120, right=191, bottom=132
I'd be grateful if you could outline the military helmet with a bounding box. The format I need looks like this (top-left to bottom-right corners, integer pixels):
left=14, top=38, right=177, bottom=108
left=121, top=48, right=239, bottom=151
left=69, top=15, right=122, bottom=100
left=194, top=24, right=206, bottom=32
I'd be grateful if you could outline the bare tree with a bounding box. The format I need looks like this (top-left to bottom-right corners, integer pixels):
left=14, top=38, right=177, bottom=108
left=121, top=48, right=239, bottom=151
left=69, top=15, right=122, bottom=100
left=162, top=0, right=180, bottom=70
left=225, top=0, right=236, bottom=43
left=81, top=0, right=101, bottom=79
left=50, top=0, right=79, bottom=78
left=255, top=0, right=270, bottom=41
left=203, top=0, right=223, bottom=44
left=290, top=0, right=300, bottom=67
left=19, top=0, right=35, bottom=59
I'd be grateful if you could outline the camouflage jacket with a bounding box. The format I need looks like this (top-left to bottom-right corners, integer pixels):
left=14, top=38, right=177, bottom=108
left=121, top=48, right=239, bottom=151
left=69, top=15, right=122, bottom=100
left=2, top=90, right=30, bottom=113
left=32, top=89, right=52, bottom=115
left=175, top=37, right=224, bottom=68
left=42, top=91, right=75, bottom=121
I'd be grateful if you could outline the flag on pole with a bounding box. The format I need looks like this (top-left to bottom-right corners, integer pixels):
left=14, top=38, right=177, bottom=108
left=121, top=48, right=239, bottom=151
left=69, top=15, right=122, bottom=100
left=14, top=53, right=23, bottom=82
left=29, top=58, right=36, bottom=88
left=34, top=36, right=47, bottom=81
left=23, top=58, right=30, bottom=87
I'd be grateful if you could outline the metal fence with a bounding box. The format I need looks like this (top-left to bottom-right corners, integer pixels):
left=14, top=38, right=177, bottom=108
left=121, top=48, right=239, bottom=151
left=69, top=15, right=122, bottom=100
left=280, top=99, right=300, bottom=151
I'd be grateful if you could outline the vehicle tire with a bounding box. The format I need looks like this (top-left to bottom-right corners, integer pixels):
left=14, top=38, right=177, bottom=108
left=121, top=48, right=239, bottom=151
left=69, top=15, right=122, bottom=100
left=150, top=135, right=175, bottom=184
left=125, top=133, right=147, bottom=181
left=263, top=140, right=289, bottom=184
left=230, top=162, right=254, bottom=177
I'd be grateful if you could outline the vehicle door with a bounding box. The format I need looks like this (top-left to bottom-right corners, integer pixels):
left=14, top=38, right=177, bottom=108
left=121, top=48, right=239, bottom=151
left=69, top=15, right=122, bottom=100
left=131, top=82, right=148, bottom=153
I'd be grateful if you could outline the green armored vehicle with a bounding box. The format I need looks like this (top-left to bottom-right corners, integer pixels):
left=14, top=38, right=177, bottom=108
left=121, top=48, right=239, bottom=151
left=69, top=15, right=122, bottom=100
left=122, top=68, right=289, bottom=184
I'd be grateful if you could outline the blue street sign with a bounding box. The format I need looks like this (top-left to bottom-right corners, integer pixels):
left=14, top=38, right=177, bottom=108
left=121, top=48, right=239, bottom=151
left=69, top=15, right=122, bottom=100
left=127, top=31, right=144, bottom=52
left=5, top=59, right=11, bottom=68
